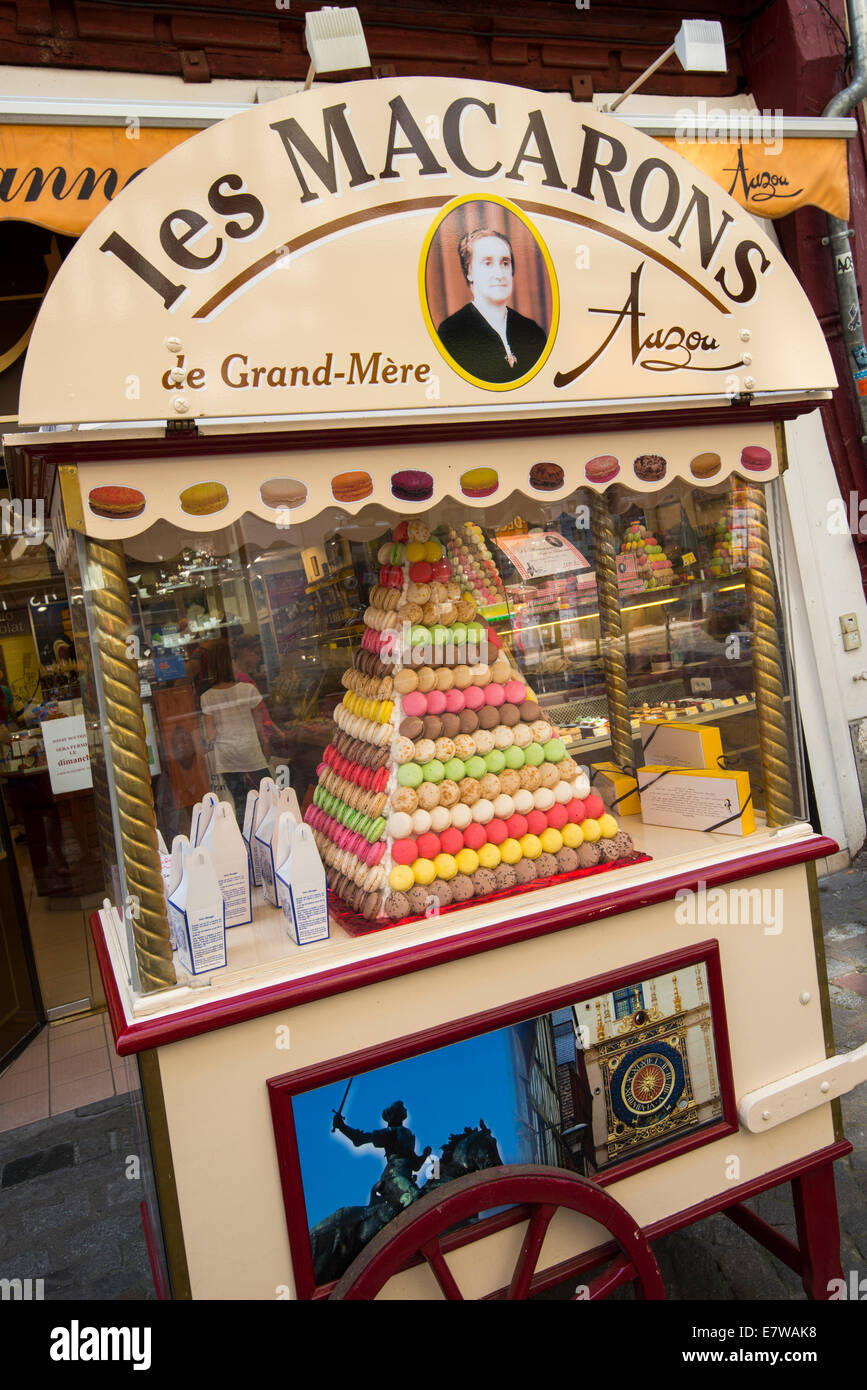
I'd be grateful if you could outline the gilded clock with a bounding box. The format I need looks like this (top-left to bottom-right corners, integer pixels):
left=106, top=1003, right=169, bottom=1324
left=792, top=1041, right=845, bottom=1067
left=610, top=1041, right=685, bottom=1127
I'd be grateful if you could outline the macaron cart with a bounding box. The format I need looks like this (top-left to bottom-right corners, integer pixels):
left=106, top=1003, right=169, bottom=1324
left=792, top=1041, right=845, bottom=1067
left=6, top=77, right=866, bottom=1301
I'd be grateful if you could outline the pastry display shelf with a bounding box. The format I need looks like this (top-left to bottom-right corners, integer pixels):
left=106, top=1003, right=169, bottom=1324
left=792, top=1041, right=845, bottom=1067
left=94, top=818, right=830, bottom=1050
left=498, top=568, right=749, bottom=623
left=558, top=696, right=789, bottom=757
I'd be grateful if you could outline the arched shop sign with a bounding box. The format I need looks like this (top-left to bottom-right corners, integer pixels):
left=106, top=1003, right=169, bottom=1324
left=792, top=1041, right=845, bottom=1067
left=19, top=77, right=835, bottom=427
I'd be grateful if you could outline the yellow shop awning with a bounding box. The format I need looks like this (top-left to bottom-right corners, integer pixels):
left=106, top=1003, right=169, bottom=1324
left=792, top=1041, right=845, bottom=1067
left=0, top=117, right=851, bottom=238
left=657, top=136, right=850, bottom=220
left=0, top=124, right=194, bottom=235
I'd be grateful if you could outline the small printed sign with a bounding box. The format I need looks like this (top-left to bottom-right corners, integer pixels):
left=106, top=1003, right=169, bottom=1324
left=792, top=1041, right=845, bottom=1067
left=42, top=714, right=93, bottom=793
left=496, top=531, right=590, bottom=581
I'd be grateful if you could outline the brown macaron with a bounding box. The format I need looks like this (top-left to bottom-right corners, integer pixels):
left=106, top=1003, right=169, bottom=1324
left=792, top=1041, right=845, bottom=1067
left=477, top=704, right=500, bottom=730
left=440, top=712, right=461, bottom=739
left=422, top=715, right=443, bottom=740
left=520, top=701, right=542, bottom=723
left=362, top=891, right=383, bottom=919
left=459, top=708, right=479, bottom=734
left=399, top=716, right=424, bottom=741
left=499, top=703, right=520, bottom=727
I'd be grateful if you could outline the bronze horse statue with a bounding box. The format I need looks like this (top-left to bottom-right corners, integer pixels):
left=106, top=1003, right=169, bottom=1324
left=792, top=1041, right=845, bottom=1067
left=310, top=1120, right=501, bottom=1286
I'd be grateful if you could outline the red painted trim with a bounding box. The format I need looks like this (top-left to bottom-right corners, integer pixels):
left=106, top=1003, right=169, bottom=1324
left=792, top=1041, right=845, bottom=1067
left=94, top=835, right=838, bottom=1055
left=90, top=910, right=133, bottom=1047
left=139, top=1199, right=170, bottom=1301
left=268, top=939, right=736, bottom=1299
left=642, top=1141, right=851, bottom=1242
left=16, top=399, right=816, bottom=475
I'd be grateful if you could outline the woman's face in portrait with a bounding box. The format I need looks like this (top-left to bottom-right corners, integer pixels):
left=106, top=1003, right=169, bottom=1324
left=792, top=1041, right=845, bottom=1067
left=467, top=235, right=513, bottom=310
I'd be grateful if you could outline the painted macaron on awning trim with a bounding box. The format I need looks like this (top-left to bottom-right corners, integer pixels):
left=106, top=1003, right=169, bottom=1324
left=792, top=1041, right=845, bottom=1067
left=87, top=485, right=147, bottom=519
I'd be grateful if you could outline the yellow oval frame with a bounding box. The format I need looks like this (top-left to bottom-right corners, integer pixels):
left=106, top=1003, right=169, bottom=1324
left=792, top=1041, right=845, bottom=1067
left=418, top=194, right=560, bottom=393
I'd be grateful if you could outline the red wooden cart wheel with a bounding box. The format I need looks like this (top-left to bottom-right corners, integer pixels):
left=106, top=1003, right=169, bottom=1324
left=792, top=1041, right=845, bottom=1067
left=329, top=1164, right=665, bottom=1301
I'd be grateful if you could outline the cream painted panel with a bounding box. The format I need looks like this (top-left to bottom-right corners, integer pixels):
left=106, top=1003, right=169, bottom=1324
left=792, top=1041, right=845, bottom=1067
left=70, top=419, right=779, bottom=540
left=156, top=862, right=835, bottom=1299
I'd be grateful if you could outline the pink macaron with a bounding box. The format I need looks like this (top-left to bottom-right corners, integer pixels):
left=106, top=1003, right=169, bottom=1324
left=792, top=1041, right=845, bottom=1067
left=416, top=832, right=441, bottom=860
left=486, top=817, right=508, bottom=845
left=464, top=686, right=485, bottom=710
left=484, top=682, right=505, bottom=707
left=504, top=680, right=527, bottom=704
left=547, top=805, right=568, bottom=830
left=426, top=690, right=447, bottom=715
left=392, top=838, right=418, bottom=865
left=445, top=688, right=465, bottom=713
left=402, top=691, right=427, bottom=717
left=368, top=841, right=386, bottom=866
left=440, top=827, right=464, bottom=856
left=463, top=823, right=487, bottom=851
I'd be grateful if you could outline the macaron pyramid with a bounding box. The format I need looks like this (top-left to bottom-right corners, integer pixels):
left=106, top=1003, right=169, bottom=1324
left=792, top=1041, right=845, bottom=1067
left=618, top=521, right=676, bottom=591
left=443, top=522, right=507, bottom=613
left=305, top=518, right=635, bottom=924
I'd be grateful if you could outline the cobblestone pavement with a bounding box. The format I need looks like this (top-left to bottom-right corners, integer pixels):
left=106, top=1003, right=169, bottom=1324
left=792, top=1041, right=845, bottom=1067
left=0, top=857, right=864, bottom=1303
left=0, top=1090, right=155, bottom=1300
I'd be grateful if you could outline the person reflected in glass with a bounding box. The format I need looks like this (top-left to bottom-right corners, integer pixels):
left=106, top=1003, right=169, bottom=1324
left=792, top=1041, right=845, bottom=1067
left=436, top=227, right=548, bottom=384
left=200, top=639, right=270, bottom=822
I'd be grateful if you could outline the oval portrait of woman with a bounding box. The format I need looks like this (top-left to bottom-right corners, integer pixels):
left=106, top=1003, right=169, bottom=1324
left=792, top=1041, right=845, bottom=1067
left=419, top=195, right=559, bottom=392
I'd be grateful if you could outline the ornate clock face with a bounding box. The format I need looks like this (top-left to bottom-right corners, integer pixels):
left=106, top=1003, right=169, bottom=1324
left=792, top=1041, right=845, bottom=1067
left=610, top=1042, right=685, bottom=1127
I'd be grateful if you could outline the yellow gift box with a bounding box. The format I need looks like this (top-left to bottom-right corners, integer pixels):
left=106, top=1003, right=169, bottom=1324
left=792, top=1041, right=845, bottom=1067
left=592, top=762, right=641, bottom=816
left=639, top=719, right=723, bottom=770
left=637, top=765, right=755, bottom=836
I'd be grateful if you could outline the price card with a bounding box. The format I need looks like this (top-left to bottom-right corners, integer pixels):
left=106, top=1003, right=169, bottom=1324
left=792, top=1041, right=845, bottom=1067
left=682, top=552, right=697, bottom=565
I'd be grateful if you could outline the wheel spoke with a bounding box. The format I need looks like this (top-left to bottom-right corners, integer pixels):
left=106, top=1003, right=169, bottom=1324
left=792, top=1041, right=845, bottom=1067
left=420, top=1237, right=464, bottom=1300
left=507, top=1203, right=557, bottom=1300
left=584, top=1254, right=637, bottom=1300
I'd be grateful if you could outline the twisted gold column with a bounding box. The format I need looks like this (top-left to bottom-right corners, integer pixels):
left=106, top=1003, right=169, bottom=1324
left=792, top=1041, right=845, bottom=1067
left=590, top=492, right=633, bottom=770
left=85, top=537, right=175, bottom=990
left=745, top=485, right=794, bottom=827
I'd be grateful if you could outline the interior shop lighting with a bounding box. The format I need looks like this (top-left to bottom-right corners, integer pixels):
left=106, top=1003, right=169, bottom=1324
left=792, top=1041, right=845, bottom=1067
left=718, top=584, right=747, bottom=592
left=304, top=7, right=371, bottom=90
left=606, top=19, right=727, bottom=112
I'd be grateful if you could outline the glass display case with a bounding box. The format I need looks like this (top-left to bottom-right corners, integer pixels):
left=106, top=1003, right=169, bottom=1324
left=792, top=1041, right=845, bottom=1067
left=54, top=441, right=807, bottom=998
